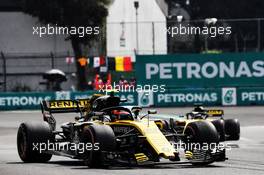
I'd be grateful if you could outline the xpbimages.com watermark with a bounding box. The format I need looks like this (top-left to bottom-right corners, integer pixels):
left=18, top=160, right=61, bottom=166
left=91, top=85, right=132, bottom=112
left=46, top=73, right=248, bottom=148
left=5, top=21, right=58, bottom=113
left=98, top=82, right=166, bottom=93
left=33, top=24, right=100, bottom=37
left=32, top=141, right=100, bottom=154
left=166, top=24, right=232, bottom=38
left=172, top=140, right=232, bottom=152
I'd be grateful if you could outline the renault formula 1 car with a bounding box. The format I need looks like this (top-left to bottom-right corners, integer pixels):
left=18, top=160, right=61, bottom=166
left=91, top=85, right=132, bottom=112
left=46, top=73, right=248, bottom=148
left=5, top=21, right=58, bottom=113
left=17, top=94, right=231, bottom=167
left=153, top=105, right=240, bottom=143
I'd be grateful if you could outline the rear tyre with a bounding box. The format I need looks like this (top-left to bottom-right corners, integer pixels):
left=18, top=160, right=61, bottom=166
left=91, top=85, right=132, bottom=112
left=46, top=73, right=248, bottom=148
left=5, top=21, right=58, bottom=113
left=81, top=124, right=116, bottom=168
left=211, top=119, right=225, bottom=142
left=225, top=119, right=240, bottom=141
left=155, top=120, right=169, bottom=131
left=17, top=122, right=54, bottom=162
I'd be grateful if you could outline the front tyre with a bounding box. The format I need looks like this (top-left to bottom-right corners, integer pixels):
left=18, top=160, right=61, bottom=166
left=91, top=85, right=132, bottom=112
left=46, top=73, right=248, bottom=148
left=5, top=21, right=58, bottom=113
left=184, top=121, right=219, bottom=166
left=17, top=122, right=54, bottom=162
left=80, top=124, right=116, bottom=168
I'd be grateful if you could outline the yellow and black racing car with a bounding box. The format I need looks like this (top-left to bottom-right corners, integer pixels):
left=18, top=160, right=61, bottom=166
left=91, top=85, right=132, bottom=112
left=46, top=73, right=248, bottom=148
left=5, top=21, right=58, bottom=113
left=153, top=105, right=240, bottom=142
left=17, top=94, right=235, bottom=167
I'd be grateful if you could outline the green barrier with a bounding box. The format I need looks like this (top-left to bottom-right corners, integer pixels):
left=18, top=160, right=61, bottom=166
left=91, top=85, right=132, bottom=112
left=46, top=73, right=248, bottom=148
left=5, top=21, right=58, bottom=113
left=2, top=88, right=264, bottom=110
left=71, top=91, right=98, bottom=100
left=71, top=91, right=137, bottom=106
left=117, top=92, right=138, bottom=106
left=0, top=91, right=138, bottom=110
left=136, top=52, right=264, bottom=88
left=0, top=92, right=55, bottom=110
left=237, top=87, right=264, bottom=105
left=153, top=88, right=222, bottom=107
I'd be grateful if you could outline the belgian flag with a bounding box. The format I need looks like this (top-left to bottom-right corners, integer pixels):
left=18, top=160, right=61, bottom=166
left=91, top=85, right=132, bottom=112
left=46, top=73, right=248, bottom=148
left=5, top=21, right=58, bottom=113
left=107, top=56, right=132, bottom=72
left=115, top=56, right=132, bottom=72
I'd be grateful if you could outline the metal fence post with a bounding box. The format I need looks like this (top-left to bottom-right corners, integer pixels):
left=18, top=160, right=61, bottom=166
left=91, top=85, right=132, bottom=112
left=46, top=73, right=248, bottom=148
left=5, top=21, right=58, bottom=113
left=1, top=51, right=7, bottom=92
left=257, top=18, right=261, bottom=52
left=152, top=22, right=155, bottom=55
left=50, top=52, right=54, bottom=69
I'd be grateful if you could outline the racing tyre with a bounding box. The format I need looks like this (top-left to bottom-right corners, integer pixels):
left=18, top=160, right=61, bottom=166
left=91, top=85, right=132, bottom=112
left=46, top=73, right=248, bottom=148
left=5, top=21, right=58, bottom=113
left=184, top=121, right=219, bottom=166
left=17, top=122, right=54, bottom=162
left=81, top=124, right=116, bottom=168
left=211, top=119, right=225, bottom=142
left=225, top=119, right=240, bottom=141
left=155, top=120, right=170, bottom=131
left=184, top=121, right=219, bottom=144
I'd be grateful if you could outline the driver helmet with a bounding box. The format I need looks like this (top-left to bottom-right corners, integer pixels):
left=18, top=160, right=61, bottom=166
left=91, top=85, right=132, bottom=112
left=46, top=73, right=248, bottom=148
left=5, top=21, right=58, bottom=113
left=111, top=110, right=130, bottom=120
left=193, top=106, right=205, bottom=112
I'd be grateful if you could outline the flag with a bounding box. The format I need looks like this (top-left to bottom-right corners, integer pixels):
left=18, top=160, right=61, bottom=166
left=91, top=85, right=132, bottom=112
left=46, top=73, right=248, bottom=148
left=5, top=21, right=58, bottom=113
left=115, top=56, right=133, bottom=72
left=78, top=57, right=87, bottom=67
left=115, top=56, right=124, bottom=71
left=108, top=57, right=116, bottom=71
left=66, top=57, right=74, bottom=64
left=124, top=56, right=132, bottom=71
left=100, top=56, right=106, bottom=66
left=93, top=57, right=100, bottom=68
left=99, top=56, right=107, bottom=72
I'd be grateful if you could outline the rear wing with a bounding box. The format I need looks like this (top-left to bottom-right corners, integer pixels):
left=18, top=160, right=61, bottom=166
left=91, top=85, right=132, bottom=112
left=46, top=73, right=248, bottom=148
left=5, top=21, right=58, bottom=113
left=206, top=109, right=224, bottom=116
left=41, top=99, right=90, bottom=114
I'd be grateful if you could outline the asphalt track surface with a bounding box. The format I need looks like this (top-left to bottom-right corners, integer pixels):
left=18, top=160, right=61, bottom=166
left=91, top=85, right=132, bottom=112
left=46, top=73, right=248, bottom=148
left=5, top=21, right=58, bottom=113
left=0, top=106, right=264, bottom=175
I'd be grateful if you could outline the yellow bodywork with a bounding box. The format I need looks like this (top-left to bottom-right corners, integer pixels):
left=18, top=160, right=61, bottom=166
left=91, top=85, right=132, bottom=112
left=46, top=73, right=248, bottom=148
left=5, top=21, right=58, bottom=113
left=107, top=119, right=176, bottom=159
left=44, top=98, right=177, bottom=159
left=134, top=153, right=149, bottom=162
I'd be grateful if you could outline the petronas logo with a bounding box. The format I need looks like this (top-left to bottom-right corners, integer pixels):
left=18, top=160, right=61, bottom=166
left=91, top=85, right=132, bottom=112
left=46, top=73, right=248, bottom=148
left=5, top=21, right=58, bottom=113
left=224, top=90, right=234, bottom=104
left=140, top=92, right=150, bottom=106
left=138, top=91, right=153, bottom=107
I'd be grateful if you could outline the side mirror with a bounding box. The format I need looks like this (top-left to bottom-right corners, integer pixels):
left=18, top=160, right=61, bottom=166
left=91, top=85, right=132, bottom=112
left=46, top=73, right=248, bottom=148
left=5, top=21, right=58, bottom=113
left=140, top=109, right=157, bottom=120
left=148, top=110, right=157, bottom=115
left=132, top=107, right=142, bottom=118
left=132, top=106, right=142, bottom=113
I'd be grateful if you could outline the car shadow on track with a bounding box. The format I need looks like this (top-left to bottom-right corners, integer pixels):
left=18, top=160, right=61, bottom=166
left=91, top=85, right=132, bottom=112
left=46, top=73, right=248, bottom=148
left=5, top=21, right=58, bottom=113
left=7, top=160, right=224, bottom=170
left=47, top=160, right=224, bottom=170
